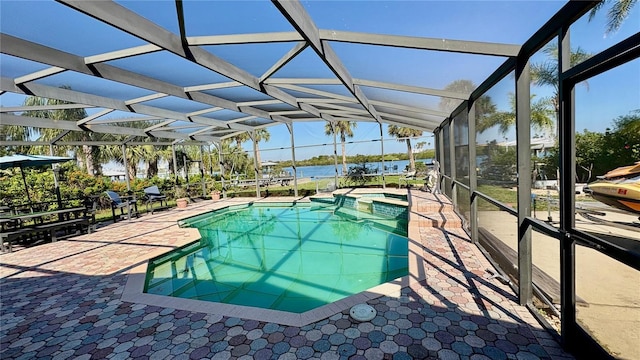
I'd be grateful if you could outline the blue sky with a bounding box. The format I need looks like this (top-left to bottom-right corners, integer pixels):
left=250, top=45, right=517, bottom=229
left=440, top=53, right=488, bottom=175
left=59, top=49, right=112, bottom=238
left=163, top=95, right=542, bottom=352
left=1, top=1, right=638, bottom=162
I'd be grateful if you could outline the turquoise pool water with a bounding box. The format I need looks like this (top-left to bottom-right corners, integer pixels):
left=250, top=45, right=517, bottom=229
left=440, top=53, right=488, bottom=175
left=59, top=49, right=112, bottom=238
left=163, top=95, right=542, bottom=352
left=144, top=202, right=408, bottom=313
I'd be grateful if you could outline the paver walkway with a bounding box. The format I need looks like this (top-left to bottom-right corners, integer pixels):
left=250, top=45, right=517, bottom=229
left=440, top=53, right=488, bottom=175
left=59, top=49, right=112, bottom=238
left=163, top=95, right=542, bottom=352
left=0, top=192, right=573, bottom=359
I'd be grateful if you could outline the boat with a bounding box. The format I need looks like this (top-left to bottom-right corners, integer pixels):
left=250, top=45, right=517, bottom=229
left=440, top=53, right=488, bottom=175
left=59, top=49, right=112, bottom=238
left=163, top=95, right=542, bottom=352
left=583, top=162, right=640, bottom=215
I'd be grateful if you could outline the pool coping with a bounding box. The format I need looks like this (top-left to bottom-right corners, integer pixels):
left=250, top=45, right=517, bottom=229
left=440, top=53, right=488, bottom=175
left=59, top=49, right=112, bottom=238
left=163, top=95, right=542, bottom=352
left=122, top=191, right=425, bottom=327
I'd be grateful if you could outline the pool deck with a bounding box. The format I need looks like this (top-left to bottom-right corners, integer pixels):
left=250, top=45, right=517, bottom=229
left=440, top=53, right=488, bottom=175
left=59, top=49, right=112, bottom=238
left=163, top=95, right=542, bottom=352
left=0, top=190, right=573, bottom=359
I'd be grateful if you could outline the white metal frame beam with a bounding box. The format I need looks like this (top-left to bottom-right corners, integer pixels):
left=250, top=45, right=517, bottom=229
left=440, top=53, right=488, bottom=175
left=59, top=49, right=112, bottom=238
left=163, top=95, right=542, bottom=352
left=56, top=0, right=329, bottom=126
left=272, top=0, right=383, bottom=124
left=0, top=0, right=487, bottom=147
left=318, top=29, right=521, bottom=57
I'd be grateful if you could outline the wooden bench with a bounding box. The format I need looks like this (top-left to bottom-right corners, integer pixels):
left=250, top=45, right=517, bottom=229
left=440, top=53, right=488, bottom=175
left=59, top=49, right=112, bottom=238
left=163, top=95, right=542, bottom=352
left=35, top=217, right=91, bottom=242
left=1, top=217, right=92, bottom=253
left=478, top=227, right=587, bottom=306
left=1, top=228, right=37, bottom=253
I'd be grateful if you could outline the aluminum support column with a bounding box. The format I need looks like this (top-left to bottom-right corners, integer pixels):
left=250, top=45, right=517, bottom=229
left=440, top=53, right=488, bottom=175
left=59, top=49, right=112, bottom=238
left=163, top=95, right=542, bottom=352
left=50, top=144, right=63, bottom=213
left=516, top=57, right=533, bottom=305
left=122, top=144, right=130, bottom=191
left=448, top=120, right=456, bottom=204
left=200, top=145, right=206, bottom=198
left=468, top=103, right=478, bottom=244
left=172, top=144, right=178, bottom=183
left=216, top=142, right=226, bottom=198
left=437, top=128, right=445, bottom=192
left=251, top=131, right=260, bottom=197
left=287, top=123, right=299, bottom=197
left=380, top=123, right=386, bottom=189
left=332, top=122, right=339, bottom=190
left=182, top=145, right=189, bottom=189
left=558, top=28, right=577, bottom=350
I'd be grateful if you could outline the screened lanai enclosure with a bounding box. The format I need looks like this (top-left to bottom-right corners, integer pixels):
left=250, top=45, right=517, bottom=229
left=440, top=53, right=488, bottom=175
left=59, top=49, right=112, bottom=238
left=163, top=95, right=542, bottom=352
left=1, top=1, right=639, bottom=359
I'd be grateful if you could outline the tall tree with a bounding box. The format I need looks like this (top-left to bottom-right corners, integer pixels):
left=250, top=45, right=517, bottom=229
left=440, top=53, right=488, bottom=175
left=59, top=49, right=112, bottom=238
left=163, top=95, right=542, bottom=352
left=438, top=79, right=475, bottom=114
left=388, top=125, right=423, bottom=172
left=589, top=0, right=637, bottom=35
left=217, top=139, right=252, bottom=179
left=144, top=146, right=163, bottom=178
left=476, top=93, right=555, bottom=135
left=252, top=129, right=271, bottom=168
left=324, top=120, right=357, bottom=174
left=230, top=129, right=270, bottom=169
left=531, top=44, right=592, bottom=136
left=438, top=79, right=498, bottom=126
left=101, top=143, right=150, bottom=180
left=98, top=120, right=160, bottom=180
left=231, top=132, right=250, bottom=148
left=540, top=110, right=640, bottom=181
left=162, top=147, right=190, bottom=180
left=607, top=111, right=640, bottom=165
left=0, top=111, right=38, bottom=156
left=20, top=91, right=103, bottom=175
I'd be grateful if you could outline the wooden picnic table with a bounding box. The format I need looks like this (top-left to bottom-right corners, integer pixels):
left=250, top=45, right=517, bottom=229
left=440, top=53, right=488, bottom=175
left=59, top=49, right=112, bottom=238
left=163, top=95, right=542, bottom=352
left=0, top=207, right=91, bottom=253
left=2, top=207, right=86, bottom=223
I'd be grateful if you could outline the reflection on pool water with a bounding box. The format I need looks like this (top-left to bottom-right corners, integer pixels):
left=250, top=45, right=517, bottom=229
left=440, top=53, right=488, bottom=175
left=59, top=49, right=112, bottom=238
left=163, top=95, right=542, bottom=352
left=144, top=202, right=408, bottom=313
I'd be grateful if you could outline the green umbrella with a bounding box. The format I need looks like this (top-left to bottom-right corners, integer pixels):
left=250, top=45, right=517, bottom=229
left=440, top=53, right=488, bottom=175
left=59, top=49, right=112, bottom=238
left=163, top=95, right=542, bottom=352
left=0, top=154, right=74, bottom=205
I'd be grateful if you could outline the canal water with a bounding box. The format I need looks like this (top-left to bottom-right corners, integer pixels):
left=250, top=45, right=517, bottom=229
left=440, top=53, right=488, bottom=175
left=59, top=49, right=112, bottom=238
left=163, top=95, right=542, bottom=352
left=283, top=158, right=434, bottom=178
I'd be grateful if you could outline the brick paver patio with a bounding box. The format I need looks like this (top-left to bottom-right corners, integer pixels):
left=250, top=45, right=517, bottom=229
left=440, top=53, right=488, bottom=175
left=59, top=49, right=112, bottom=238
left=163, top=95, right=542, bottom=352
left=0, top=191, right=573, bottom=359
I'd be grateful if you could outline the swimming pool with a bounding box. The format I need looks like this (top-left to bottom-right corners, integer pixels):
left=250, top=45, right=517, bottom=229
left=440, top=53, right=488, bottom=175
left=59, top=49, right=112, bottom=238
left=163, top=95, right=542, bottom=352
left=144, top=202, right=408, bottom=313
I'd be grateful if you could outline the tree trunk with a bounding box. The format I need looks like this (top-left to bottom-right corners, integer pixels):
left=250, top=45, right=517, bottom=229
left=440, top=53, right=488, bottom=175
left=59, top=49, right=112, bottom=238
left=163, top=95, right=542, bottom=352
left=147, top=159, right=158, bottom=178
left=76, top=147, right=86, bottom=173
left=406, top=139, right=415, bottom=171
left=82, top=145, right=95, bottom=176
left=93, top=163, right=103, bottom=176
left=341, top=133, right=347, bottom=175
left=127, top=162, right=136, bottom=181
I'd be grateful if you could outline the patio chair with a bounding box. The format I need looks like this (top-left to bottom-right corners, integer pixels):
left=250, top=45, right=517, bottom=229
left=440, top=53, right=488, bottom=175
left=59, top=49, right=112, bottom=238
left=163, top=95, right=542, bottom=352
left=143, top=186, right=168, bottom=214
left=105, top=190, right=138, bottom=223
left=400, top=170, right=417, bottom=188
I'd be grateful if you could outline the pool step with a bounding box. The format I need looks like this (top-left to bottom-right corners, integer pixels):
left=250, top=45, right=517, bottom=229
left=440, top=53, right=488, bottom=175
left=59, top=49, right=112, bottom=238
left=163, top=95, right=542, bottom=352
left=357, top=199, right=373, bottom=213
left=411, top=193, right=462, bottom=229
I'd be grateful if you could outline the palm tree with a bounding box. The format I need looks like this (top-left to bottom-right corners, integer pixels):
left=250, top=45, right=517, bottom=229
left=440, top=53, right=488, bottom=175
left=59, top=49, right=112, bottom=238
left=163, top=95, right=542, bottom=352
left=217, top=139, right=252, bottom=180
left=438, top=79, right=498, bottom=124
left=33, top=111, right=99, bottom=174
left=387, top=125, right=423, bottom=172
left=438, top=79, right=475, bottom=114
left=0, top=112, right=38, bottom=155
left=162, top=147, right=190, bottom=180
left=100, top=142, right=149, bottom=180
left=531, top=44, right=592, bottom=134
left=230, top=129, right=270, bottom=168
left=477, top=94, right=554, bottom=135
left=97, top=120, right=164, bottom=180
left=589, top=0, right=637, bottom=35
left=253, top=129, right=270, bottom=168
left=231, top=132, right=250, bottom=148
left=20, top=91, right=104, bottom=175
left=324, top=120, right=357, bottom=174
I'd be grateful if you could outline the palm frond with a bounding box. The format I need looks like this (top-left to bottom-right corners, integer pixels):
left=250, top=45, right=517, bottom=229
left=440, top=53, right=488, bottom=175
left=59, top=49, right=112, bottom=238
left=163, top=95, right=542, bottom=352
left=569, top=46, right=592, bottom=67
left=531, top=61, right=557, bottom=88
left=607, top=0, right=637, bottom=34
left=588, top=0, right=608, bottom=21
